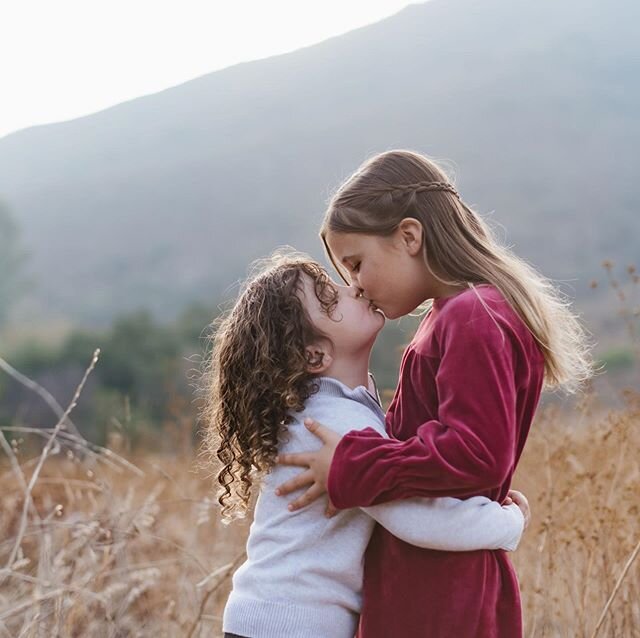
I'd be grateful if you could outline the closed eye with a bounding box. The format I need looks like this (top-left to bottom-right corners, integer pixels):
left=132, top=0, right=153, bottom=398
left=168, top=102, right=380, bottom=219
left=351, top=262, right=361, bottom=273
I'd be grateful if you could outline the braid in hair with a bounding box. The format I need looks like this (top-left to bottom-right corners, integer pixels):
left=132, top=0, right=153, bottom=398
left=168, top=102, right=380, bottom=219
left=387, top=181, right=460, bottom=199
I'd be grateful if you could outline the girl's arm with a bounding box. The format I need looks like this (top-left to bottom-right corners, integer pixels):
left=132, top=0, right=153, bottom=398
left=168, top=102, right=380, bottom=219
left=363, top=495, right=525, bottom=551
left=276, top=295, right=537, bottom=511
left=328, top=302, right=522, bottom=509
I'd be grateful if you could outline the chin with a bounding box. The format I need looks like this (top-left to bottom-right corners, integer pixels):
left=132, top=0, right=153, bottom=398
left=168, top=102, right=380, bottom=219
left=384, top=301, right=423, bottom=320
left=380, top=307, right=401, bottom=320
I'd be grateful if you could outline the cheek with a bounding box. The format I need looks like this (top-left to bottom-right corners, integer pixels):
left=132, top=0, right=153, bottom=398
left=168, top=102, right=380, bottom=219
left=359, top=267, right=373, bottom=290
left=341, top=303, right=366, bottom=328
left=365, top=256, right=391, bottom=282
left=313, top=311, right=337, bottom=334
left=363, top=266, right=385, bottom=296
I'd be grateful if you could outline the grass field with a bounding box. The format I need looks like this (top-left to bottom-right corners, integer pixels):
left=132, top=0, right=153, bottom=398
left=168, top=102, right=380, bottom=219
left=1, top=368, right=639, bottom=637
left=2, top=263, right=639, bottom=636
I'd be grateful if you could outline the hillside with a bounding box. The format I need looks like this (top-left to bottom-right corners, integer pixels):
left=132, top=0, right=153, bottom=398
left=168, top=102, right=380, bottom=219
left=0, top=0, right=638, bottom=329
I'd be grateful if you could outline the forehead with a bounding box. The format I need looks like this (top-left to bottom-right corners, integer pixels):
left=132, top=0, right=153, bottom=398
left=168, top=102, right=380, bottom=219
left=298, top=270, right=318, bottom=295
left=325, top=231, right=384, bottom=263
left=298, top=269, right=337, bottom=298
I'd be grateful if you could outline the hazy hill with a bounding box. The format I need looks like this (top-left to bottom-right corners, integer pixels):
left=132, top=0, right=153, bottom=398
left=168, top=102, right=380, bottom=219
left=0, top=0, right=638, bottom=329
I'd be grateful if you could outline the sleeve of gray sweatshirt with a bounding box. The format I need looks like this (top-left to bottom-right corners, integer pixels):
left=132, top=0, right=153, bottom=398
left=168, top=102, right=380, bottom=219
left=362, top=496, right=525, bottom=551
left=298, top=378, right=525, bottom=553
left=362, top=377, right=525, bottom=552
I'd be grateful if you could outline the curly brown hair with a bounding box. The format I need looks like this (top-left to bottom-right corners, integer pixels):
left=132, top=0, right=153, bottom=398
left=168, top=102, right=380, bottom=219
left=197, top=248, right=340, bottom=522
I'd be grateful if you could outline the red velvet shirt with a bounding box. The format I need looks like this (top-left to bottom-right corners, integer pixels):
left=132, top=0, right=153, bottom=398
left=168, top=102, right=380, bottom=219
left=327, top=284, right=545, bottom=638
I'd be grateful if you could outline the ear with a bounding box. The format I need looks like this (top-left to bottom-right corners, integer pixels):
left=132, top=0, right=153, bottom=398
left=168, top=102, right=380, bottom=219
left=304, top=341, right=334, bottom=374
left=396, top=218, right=424, bottom=257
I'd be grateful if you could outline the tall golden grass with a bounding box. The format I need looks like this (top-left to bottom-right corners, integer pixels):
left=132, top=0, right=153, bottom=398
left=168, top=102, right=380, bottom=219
left=1, top=265, right=638, bottom=637
left=2, top=363, right=638, bottom=637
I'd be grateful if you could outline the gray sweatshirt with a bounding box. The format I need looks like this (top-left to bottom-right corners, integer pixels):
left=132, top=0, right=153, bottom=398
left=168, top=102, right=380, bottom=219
left=223, top=376, right=524, bottom=638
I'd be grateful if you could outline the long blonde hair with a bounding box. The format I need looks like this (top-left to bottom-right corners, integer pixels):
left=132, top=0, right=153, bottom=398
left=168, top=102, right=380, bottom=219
left=320, top=149, right=593, bottom=393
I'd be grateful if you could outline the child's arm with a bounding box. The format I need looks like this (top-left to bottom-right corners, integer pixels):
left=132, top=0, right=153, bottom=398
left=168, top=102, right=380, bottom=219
left=327, top=298, right=528, bottom=509
left=363, top=495, right=525, bottom=552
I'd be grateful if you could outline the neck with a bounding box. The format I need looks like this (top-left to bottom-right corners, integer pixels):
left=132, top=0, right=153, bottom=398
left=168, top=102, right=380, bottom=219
left=431, top=281, right=467, bottom=300
left=321, top=349, right=371, bottom=390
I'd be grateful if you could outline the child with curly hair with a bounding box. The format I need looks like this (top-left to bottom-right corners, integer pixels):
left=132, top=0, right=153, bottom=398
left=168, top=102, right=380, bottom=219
left=199, top=249, right=529, bottom=638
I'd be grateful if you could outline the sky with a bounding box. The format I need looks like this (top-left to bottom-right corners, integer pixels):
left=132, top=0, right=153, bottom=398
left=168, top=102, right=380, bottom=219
left=0, top=0, right=416, bottom=139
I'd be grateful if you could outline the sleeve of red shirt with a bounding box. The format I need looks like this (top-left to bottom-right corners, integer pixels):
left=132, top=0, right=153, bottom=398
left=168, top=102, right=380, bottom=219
left=327, top=296, right=519, bottom=508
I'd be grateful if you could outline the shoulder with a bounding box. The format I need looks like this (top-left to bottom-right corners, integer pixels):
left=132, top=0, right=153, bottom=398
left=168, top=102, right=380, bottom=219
left=289, top=393, right=386, bottom=440
left=436, top=284, right=506, bottom=317
left=436, top=285, right=514, bottom=325
left=433, top=285, right=523, bottom=348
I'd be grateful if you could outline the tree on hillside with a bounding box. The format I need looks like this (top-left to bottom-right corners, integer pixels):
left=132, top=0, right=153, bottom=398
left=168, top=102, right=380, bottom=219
left=0, top=200, right=30, bottom=326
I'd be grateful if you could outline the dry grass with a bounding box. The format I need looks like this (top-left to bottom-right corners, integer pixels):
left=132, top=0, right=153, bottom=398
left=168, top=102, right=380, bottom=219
left=512, top=387, right=640, bottom=637
left=1, top=356, right=639, bottom=635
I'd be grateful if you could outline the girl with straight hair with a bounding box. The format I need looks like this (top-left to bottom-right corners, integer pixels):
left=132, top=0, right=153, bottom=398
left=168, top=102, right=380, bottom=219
left=276, top=150, right=593, bottom=637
